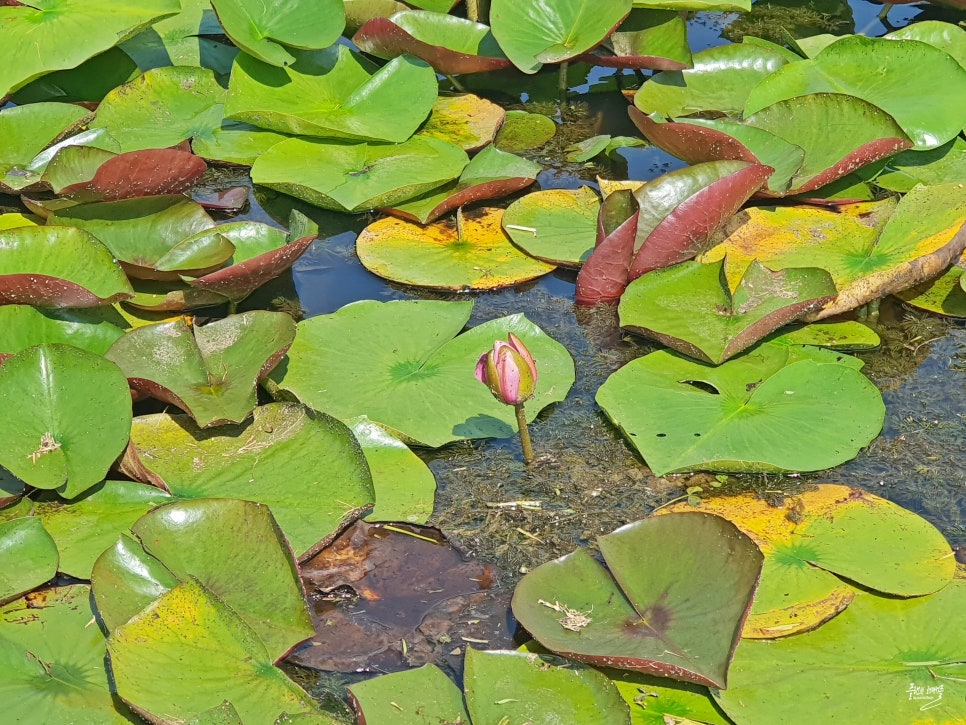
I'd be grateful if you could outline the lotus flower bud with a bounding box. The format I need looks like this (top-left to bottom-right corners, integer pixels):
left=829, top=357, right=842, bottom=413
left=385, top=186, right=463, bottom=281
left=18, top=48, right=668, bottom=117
left=475, top=333, right=538, bottom=406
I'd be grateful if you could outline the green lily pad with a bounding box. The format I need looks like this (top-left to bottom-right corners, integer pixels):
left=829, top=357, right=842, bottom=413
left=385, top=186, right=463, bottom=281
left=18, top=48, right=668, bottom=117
left=702, top=185, right=966, bottom=320
left=348, top=663, right=470, bottom=724
left=465, top=648, right=632, bottom=724
left=352, top=11, right=512, bottom=75
left=120, top=0, right=238, bottom=76
left=0, top=225, right=134, bottom=307
left=50, top=195, right=225, bottom=280
left=716, top=582, right=966, bottom=724
left=121, top=403, right=374, bottom=559
left=0, top=0, right=180, bottom=98
left=357, top=207, right=556, bottom=290
left=0, top=305, right=126, bottom=361
left=191, top=121, right=292, bottom=166
left=0, top=102, right=90, bottom=192
left=633, top=0, right=750, bottom=9
left=252, top=136, right=468, bottom=213
left=11, top=47, right=140, bottom=104
left=269, top=300, right=575, bottom=447
left=105, top=312, right=295, bottom=427
left=34, top=480, right=173, bottom=579
left=633, top=43, right=788, bottom=117
left=0, top=344, right=132, bottom=498
left=744, top=35, right=966, bottom=149
left=512, top=513, right=762, bottom=688
left=494, top=110, right=557, bottom=152
left=385, top=145, right=540, bottom=224
left=188, top=214, right=319, bottom=304
left=0, top=585, right=132, bottom=723
left=0, top=518, right=58, bottom=604
left=596, top=344, right=884, bottom=475
left=225, top=46, right=437, bottom=142
left=619, top=259, right=837, bottom=364
left=349, top=417, right=436, bottom=524
left=584, top=10, right=691, bottom=70
left=502, top=186, right=600, bottom=266
left=767, top=321, right=881, bottom=351
left=211, top=0, right=345, bottom=67
left=107, top=578, right=322, bottom=723
left=94, top=498, right=314, bottom=660
left=489, top=0, right=631, bottom=73
left=90, top=65, right=227, bottom=153
left=886, top=19, right=966, bottom=68
left=871, top=137, right=966, bottom=193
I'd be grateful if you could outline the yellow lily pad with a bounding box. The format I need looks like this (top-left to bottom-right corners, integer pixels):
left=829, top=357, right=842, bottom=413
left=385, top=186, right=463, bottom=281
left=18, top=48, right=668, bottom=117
left=356, top=207, right=555, bottom=290
left=701, top=184, right=966, bottom=320
left=417, top=93, right=506, bottom=151
left=661, top=484, right=955, bottom=638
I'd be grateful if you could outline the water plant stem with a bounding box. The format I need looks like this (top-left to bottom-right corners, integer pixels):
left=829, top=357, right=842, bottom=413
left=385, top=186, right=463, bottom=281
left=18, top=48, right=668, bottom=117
left=515, top=403, right=534, bottom=464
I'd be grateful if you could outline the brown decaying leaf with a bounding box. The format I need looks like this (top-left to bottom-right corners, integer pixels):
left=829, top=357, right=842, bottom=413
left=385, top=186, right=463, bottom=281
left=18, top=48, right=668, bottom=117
left=289, top=521, right=513, bottom=673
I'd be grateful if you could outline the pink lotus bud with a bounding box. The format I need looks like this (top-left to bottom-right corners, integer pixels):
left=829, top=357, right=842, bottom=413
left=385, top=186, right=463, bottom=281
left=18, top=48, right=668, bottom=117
left=475, top=334, right=538, bottom=406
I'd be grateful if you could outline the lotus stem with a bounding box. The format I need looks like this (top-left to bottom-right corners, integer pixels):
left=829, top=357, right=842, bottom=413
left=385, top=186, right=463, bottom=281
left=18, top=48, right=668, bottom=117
left=558, top=61, right=569, bottom=105
left=515, top=403, right=534, bottom=464
left=445, top=74, right=468, bottom=93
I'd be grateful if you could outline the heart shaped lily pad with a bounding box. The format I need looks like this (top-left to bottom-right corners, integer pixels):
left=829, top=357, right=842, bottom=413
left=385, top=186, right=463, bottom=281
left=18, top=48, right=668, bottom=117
left=269, top=300, right=575, bottom=447
left=105, top=311, right=295, bottom=427
left=120, top=403, right=374, bottom=558
left=512, top=512, right=762, bottom=688
left=0, top=344, right=132, bottom=498
left=356, top=207, right=556, bottom=290
left=596, top=344, right=884, bottom=475
left=225, top=45, right=437, bottom=142
left=619, top=259, right=837, bottom=364
left=661, top=484, right=956, bottom=638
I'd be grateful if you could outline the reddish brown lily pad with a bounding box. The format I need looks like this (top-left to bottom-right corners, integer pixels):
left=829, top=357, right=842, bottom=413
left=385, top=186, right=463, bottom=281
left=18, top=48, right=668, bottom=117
left=290, top=521, right=513, bottom=673
left=47, top=148, right=208, bottom=201
left=575, top=190, right=640, bottom=305
left=353, top=15, right=512, bottom=75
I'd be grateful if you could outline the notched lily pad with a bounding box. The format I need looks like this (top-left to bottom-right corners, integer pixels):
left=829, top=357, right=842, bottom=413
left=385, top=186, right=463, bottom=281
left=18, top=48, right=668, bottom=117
left=269, top=300, right=575, bottom=448
left=512, top=512, right=762, bottom=688
left=105, top=312, right=295, bottom=427
left=596, top=344, right=884, bottom=475
left=0, top=517, right=58, bottom=604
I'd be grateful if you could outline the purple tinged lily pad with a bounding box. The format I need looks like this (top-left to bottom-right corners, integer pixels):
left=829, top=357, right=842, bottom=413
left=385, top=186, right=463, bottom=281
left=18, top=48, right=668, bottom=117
left=575, top=190, right=640, bottom=305
left=512, top=512, right=762, bottom=688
